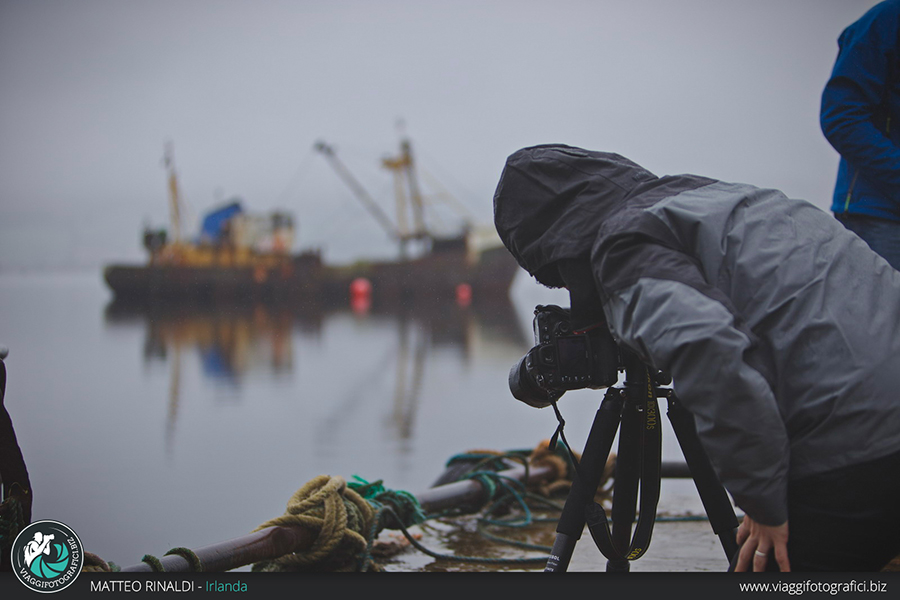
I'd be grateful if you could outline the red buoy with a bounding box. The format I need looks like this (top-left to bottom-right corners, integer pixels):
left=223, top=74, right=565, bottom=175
left=455, top=283, right=472, bottom=307
left=350, top=277, right=372, bottom=314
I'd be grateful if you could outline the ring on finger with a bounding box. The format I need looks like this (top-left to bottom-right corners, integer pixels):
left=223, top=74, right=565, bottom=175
left=754, top=550, right=768, bottom=558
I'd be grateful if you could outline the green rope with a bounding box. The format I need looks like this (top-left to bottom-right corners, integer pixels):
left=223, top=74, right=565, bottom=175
left=447, top=451, right=531, bottom=479
left=348, top=476, right=426, bottom=528
left=140, top=547, right=204, bottom=572
left=468, top=472, right=532, bottom=524
left=141, top=554, right=165, bottom=572
left=366, top=467, right=560, bottom=566
left=467, top=471, right=558, bottom=554
left=472, top=484, right=568, bottom=554
left=379, top=505, right=550, bottom=566
left=405, top=447, right=583, bottom=564
left=166, top=547, right=204, bottom=571
left=346, top=474, right=552, bottom=567
left=347, top=476, right=428, bottom=571
left=425, top=451, right=537, bottom=521
left=443, top=450, right=531, bottom=475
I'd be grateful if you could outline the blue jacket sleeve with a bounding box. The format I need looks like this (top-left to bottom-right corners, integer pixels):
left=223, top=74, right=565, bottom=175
left=821, top=3, right=900, bottom=199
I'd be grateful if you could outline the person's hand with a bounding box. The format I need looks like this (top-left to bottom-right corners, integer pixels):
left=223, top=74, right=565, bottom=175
left=734, top=514, right=790, bottom=572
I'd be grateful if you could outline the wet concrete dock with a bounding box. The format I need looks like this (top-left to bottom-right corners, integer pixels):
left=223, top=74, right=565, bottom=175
left=384, top=510, right=734, bottom=572
left=567, top=518, right=731, bottom=572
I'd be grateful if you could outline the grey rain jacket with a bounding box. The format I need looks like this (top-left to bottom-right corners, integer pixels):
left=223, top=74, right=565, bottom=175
left=493, top=144, right=900, bottom=526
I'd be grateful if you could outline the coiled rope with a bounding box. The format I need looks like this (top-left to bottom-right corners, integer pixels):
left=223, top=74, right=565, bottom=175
left=250, top=475, right=379, bottom=572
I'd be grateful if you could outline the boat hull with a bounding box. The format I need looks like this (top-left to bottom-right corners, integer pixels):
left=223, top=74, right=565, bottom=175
left=104, top=246, right=520, bottom=308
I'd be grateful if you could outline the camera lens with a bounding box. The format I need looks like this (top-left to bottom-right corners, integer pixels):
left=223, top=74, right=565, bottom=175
left=508, top=354, right=554, bottom=408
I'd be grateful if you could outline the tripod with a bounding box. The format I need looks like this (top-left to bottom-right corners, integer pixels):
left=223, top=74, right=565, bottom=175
left=545, top=351, right=740, bottom=572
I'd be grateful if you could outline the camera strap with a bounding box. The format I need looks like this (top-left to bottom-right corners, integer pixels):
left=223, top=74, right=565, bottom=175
left=550, top=385, right=662, bottom=564
left=548, top=400, right=574, bottom=470
left=588, top=394, right=661, bottom=563
left=626, top=394, right=662, bottom=560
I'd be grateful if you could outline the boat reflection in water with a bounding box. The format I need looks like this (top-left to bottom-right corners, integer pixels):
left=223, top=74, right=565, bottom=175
left=103, top=294, right=528, bottom=457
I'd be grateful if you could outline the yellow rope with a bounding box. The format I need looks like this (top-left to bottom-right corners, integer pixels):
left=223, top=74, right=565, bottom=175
left=528, top=439, right=615, bottom=500
left=251, top=475, right=377, bottom=572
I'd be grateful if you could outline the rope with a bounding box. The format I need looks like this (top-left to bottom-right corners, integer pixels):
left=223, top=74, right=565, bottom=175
left=379, top=506, right=551, bottom=566
left=141, top=554, right=165, bottom=572
left=83, top=552, right=121, bottom=573
left=348, top=476, right=426, bottom=529
left=372, top=465, right=558, bottom=566
left=366, top=441, right=585, bottom=565
left=250, top=475, right=379, bottom=572
left=347, top=476, right=427, bottom=570
left=409, top=440, right=615, bottom=563
left=166, top=547, right=204, bottom=571
left=138, top=547, right=203, bottom=572
left=531, top=438, right=617, bottom=499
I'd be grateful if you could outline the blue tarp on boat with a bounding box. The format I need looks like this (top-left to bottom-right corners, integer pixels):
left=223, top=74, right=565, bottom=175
left=199, top=201, right=243, bottom=243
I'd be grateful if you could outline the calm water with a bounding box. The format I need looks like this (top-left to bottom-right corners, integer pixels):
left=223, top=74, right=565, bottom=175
left=0, top=270, right=705, bottom=570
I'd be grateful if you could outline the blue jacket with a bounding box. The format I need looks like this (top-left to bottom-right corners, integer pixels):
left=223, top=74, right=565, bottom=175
left=821, top=0, right=900, bottom=221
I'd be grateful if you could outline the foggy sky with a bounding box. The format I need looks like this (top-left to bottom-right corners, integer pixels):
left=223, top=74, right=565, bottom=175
left=0, top=0, right=881, bottom=271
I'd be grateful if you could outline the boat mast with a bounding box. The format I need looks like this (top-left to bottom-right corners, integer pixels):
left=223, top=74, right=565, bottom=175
left=163, top=142, right=183, bottom=244
left=381, top=137, right=429, bottom=246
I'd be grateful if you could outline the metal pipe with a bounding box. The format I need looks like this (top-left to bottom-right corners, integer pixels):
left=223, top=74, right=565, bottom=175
left=120, top=460, right=692, bottom=572
left=120, top=463, right=559, bottom=573
left=121, top=525, right=318, bottom=573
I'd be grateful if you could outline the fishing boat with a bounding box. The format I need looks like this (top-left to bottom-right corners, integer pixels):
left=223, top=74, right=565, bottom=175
left=103, top=138, right=519, bottom=308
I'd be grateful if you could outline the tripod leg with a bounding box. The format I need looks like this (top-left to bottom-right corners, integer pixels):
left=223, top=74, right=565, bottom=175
left=664, top=391, right=739, bottom=560
left=545, top=389, right=624, bottom=572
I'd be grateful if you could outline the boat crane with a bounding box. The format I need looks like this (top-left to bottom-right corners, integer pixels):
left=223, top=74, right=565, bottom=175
left=314, top=137, right=451, bottom=259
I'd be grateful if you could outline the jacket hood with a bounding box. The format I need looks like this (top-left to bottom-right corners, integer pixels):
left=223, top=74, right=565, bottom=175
left=493, top=144, right=657, bottom=287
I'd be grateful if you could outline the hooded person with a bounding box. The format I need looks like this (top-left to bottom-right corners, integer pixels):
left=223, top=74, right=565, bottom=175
left=493, top=144, right=900, bottom=572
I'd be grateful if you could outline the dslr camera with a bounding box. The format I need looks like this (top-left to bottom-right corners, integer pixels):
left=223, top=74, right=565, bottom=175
left=509, top=304, right=621, bottom=408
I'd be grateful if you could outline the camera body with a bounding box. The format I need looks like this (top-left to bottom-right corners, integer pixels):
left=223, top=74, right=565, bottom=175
left=509, top=304, right=621, bottom=408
